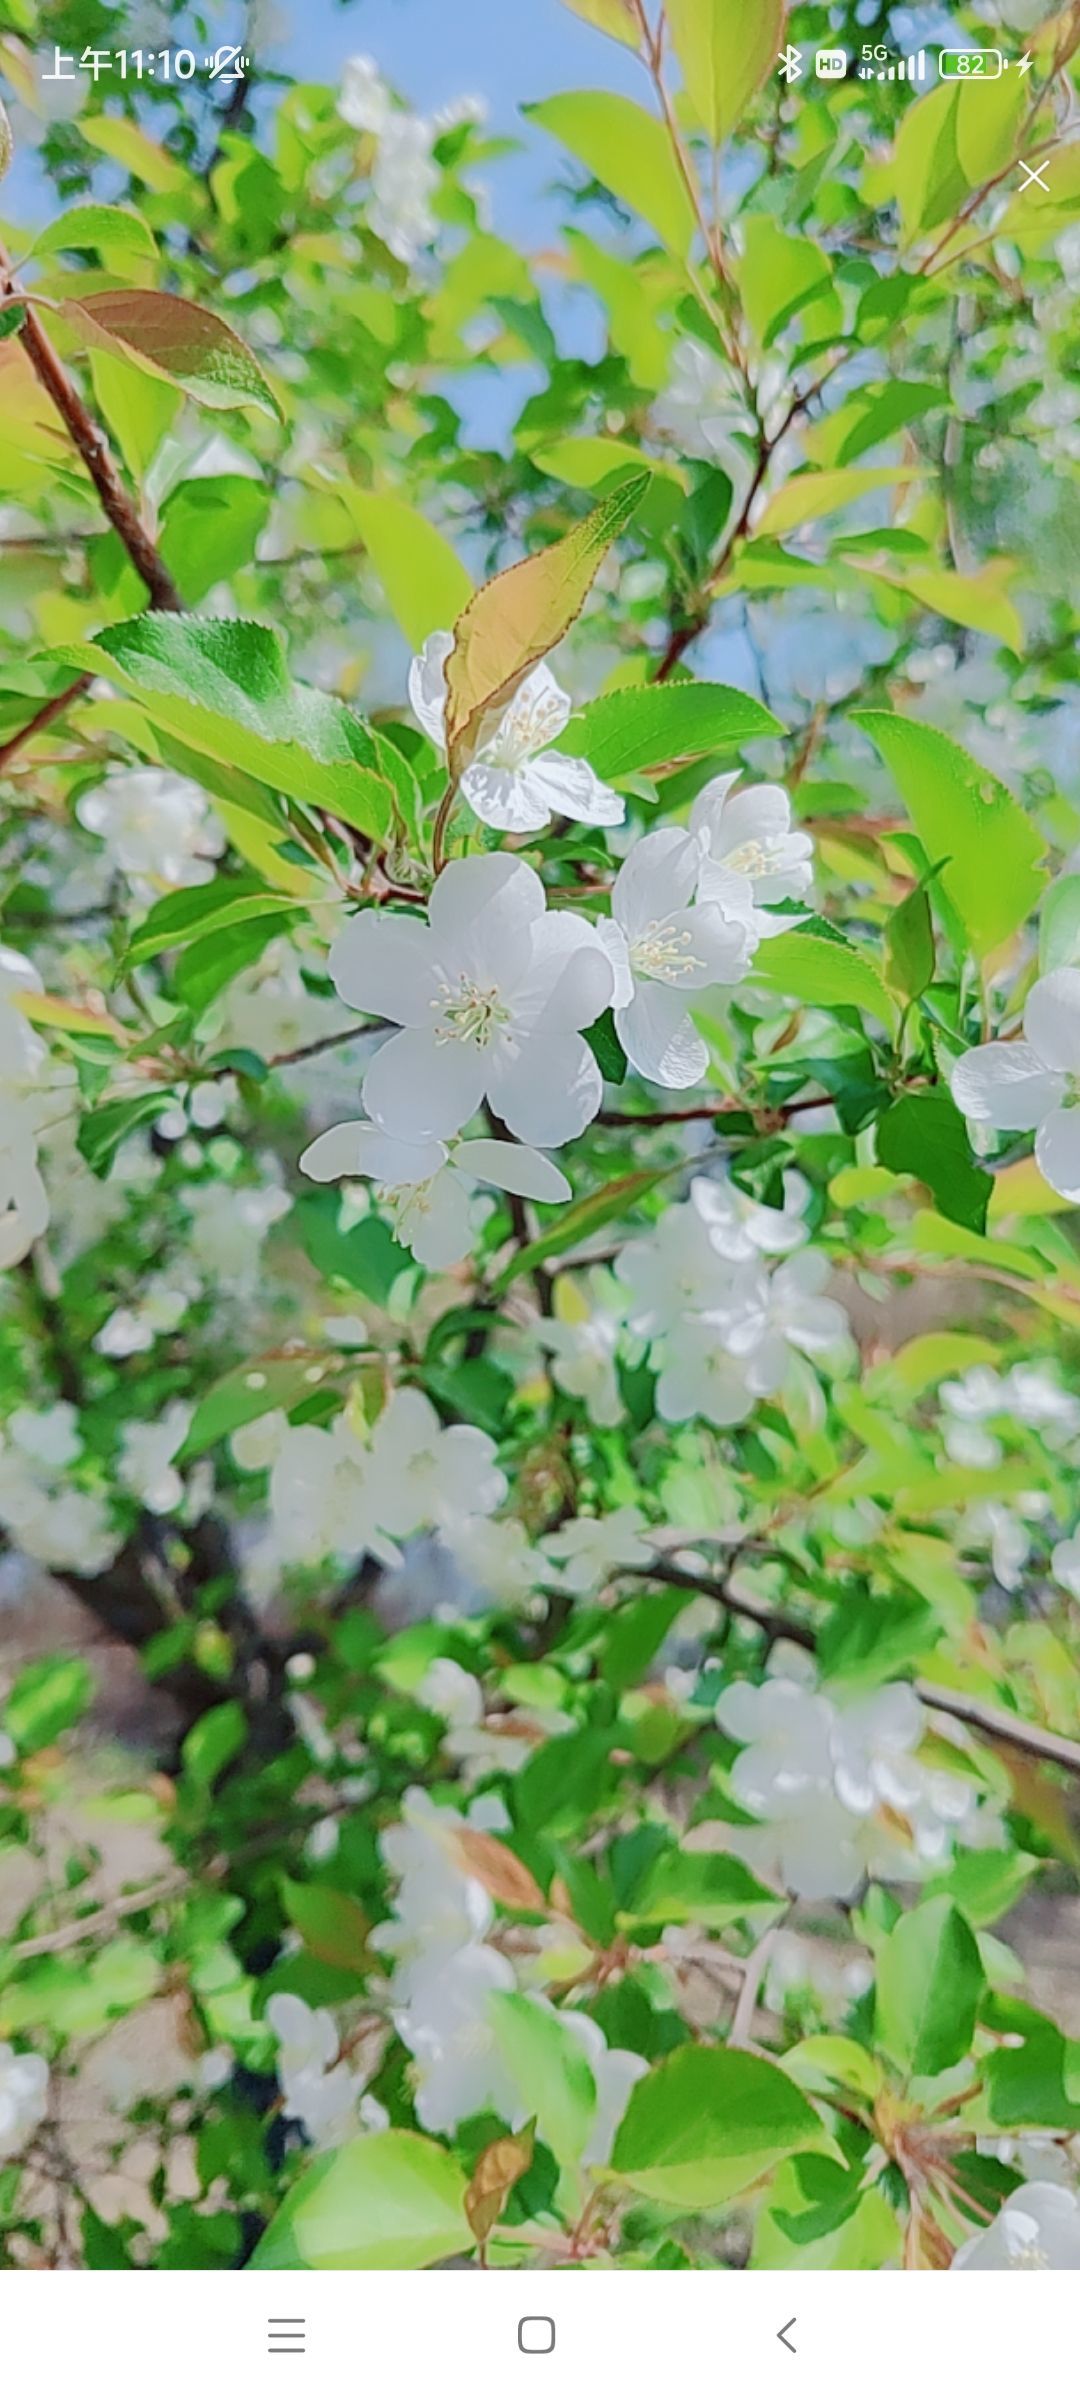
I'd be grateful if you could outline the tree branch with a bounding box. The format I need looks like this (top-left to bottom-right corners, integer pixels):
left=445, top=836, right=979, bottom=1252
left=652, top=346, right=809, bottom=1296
left=618, top=1555, right=1080, bottom=1778
left=0, top=238, right=183, bottom=773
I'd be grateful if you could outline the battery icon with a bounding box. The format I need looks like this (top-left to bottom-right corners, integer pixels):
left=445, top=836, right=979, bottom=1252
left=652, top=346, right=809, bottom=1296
left=938, top=48, right=1005, bottom=78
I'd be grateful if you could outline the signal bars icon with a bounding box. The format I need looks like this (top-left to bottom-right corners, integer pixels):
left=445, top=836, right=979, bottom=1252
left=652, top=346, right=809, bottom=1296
left=858, top=49, right=929, bottom=80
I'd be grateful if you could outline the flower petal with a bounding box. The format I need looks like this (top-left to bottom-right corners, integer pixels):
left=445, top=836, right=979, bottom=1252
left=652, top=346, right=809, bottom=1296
left=951, top=1042, right=1064, bottom=1132
left=519, top=753, right=625, bottom=827
left=1035, top=1106, right=1080, bottom=1203
left=427, top=854, right=545, bottom=970
left=612, top=826, right=703, bottom=939
left=400, top=1168, right=475, bottom=1270
left=617, top=983, right=707, bottom=1088
left=459, top=762, right=552, bottom=832
left=1025, top=968, right=1080, bottom=1075
left=329, top=910, right=440, bottom=1024
left=455, top=1137, right=571, bottom=1203
left=363, top=1028, right=486, bottom=1141
left=407, top=629, right=453, bottom=752
left=487, top=1031, right=602, bottom=1146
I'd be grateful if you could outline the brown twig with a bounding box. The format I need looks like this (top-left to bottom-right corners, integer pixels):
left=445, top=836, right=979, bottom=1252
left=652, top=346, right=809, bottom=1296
left=618, top=1554, right=1080, bottom=1778
left=0, top=238, right=182, bottom=774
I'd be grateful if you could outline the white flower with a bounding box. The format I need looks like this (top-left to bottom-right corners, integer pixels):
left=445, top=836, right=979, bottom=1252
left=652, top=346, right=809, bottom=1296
left=301, top=1120, right=569, bottom=1271
left=691, top=773, right=813, bottom=937
left=0, top=1411, right=119, bottom=1577
left=419, top=1658, right=564, bottom=1777
left=615, top=1197, right=743, bottom=1340
left=597, top=828, right=754, bottom=1086
left=0, top=948, right=50, bottom=1268
left=266, top=1993, right=386, bottom=2151
left=117, top=1402, right=193, bottom=1515
left=538, top=1270, right=624, bottom=1427
left=713, top=1666, right=976, bottom=1902
left=268, top=1417, right=382, bottom=1569
left=652, top=1316, right=754, bottom=1427
left=1051, top=1534, right=1080, bottom=1599
left=409, top=632, right=624, bottom=835
left=720, top=1250, right=851, bottom=1395
left=378, top=1787, right=498, bottom=1969
left=553, top=2009, right=647, bottom=2167
left=952, top=969, right=1080, bottom=1201
left=690, top=1168, right=810, bottom=1262
left=441, top=1514, right=539, bottom=1613
left=76, top=769, right=224, bottom=890
left=368, top=1387, right=506, bottom=1540
left=182, top=1178, right=291, bottom=1290
left=0, top=2042, right=48, bottom=2160
left=542, top=1505, right=653, bottom=1596
left=93, top=1276, right=193, bottom=1359
left=339, top=52, right=393, bottom=134
left=393, top=1941, right=517, bottom=2134
left=329, top=856, right=614, bottom=1148
left=952, top=2182, right=1080, bottom=2270
left=369, top=115, right=440, bottom=262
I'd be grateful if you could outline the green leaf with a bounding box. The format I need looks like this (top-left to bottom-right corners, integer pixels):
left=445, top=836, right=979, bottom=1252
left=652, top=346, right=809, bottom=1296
left=524, top=92, right=696, bottom=256
left=32, top=203, right=157, bottom=265
left=5, top=1657, right=93, bottom=1753
left=884, top=885, right=935, bottom=1000
left=177, top=1354, right=343, bottom=1464
left=64, top=289, right=283, bottom=421
left=610, top=2045, right=829, bottom=2207
left=124, top=876, right=299, bottom=970
left=666, top=0, right=784, bottom=146
left=160, top=476, right=271, bottom=607
left=295, top=1193, right=412, bottom=1305
left=756, top=466, right=925, bottom=541
left=858, top=560, right=1023, bottom=654
left=515, top=1728, right=614, bottom=1836
left=489, top=1991, right=597, bottom=2166
left=584, top=1008, right=627, bottom=1085
left=493, top=1167, right=668, bottom=1293
left=738, top=216, right=833, bottom=348
left=875, top=1897, right=984, bottom=2078
left=752, top=928, right=899, bottom=1031
left=557, top=0, right=640, bottom=45
left=877, top=1090, right=992, bottom=1234
left=79, top=115, right=190, bottom=194
left=623, top=1848, right=779, bottom=1932
left=344, top=492, right=472, bottom=648
left=77, top=1090, right=173, bottom=1177
left=248, top=2131, right=471, bottom=2270
left=533, top=436, right=685, bottom=533
left=280, top=1880, right=371, bottom=1975
left=832, top=381, right=944, bottom=465
left=50, top=616, right=395, bottom=841
left=556, top=680, right=781, bottom=779
left=181, top=1701, right=247, bottom=1791
left=1039, top=874, right=1080, bottom=976
left=853, top=711, right=1046, bottom=958
left=883, top=75, right=1027, bottom=243
left=443, top=475, right=648, bottom=775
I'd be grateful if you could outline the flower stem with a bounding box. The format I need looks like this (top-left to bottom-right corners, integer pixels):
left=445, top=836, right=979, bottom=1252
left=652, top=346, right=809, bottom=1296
left=431, top=778, right=459, bottom=877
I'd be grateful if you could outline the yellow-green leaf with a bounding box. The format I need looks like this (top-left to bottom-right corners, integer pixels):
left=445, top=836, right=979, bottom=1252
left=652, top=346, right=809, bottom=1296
left=343, top=492, right=472, bottom=649
left=756, top=466, right=925, bottom=540
left=666, top=0, right=785, bottom=147
left=524, top=91, right=696, bottom=256
left=853, top=711, right=1047, bottom=958
left=444, top=473, right=647, bottom=774
left=557, top=0, right=640, bottom=45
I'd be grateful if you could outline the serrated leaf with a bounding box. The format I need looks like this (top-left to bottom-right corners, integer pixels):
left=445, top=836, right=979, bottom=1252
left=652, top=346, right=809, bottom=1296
left=32, top=203, right=157, bottom=263
left=49, top=616, right=395, bottom=841
left=854, top=711, right=1046, bottom=958
left=124, top=876, right=299, bottom=969
left=524, top=92, right=696, bottom=256
left=443, top=475, right=648, bottom=775
left=64, top=289, right=283, bottom=420
left=752, top=929, right=899, bottom=1031
left=556, top=680, right=781, bottom=780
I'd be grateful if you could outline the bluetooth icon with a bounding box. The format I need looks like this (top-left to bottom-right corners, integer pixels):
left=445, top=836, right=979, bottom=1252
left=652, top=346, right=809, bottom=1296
left=777, top=44, right=804, bottom=81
